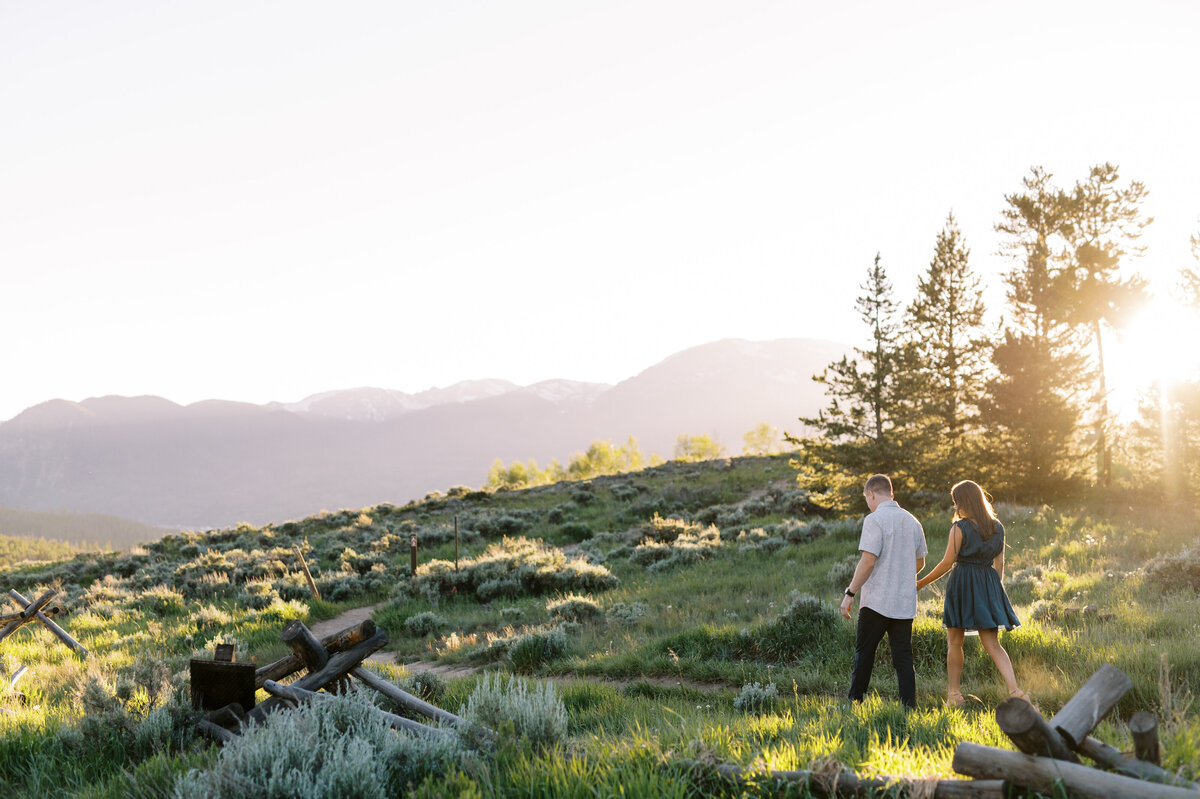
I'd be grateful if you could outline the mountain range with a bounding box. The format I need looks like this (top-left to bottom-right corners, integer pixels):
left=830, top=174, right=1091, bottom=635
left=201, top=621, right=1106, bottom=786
left=0, top=338, right=846, bottom=529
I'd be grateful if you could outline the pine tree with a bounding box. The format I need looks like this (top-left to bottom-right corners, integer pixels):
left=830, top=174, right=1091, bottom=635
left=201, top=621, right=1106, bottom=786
left=1058, top=164, right=1152, bottom=488
left=793, top=254, right=907, bottom=496
left=987, top=167, right=1088, bottom=499
left=901, top=213, right=993, bottom=489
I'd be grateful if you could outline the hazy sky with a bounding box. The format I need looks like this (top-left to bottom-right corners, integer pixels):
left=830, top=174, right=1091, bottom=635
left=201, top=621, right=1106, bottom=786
left=3, top=1, right=1198, bottom=422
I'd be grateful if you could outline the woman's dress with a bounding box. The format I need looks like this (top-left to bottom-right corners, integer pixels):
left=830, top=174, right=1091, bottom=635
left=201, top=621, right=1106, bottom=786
left=943, top=519, right=1021, bottom=632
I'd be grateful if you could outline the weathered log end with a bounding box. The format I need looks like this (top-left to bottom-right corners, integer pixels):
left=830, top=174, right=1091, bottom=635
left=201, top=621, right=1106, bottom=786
left=1129, top=711, right=1161, bottom=766
left=995, top=697, right=1078, bottom=762
left=281, top=620, right=329, bottom=672
left=1049, top=663, right=1133, bottom=747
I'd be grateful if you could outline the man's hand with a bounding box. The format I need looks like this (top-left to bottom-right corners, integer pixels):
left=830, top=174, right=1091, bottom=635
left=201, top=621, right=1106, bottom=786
left=840, top=593, right=853, bottom=620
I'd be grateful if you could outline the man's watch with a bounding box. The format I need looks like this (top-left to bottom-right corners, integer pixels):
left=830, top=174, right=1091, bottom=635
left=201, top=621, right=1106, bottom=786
left=844, top=588, right=855, bottom=598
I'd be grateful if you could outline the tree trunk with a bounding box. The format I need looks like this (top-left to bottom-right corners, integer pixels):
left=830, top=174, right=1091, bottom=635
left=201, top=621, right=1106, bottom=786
left=9, top=589, right=88, bottom=658
left=351, top=666, right=475, bottom=730
left=1075, top=735, right=1195, bottom=788
left=262, top=679, right=447, bottom=739
left=281, top=621, right=328, bottom=673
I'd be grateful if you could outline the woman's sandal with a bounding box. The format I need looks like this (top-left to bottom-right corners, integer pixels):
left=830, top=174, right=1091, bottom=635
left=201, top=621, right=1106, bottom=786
left=947, top=690, right=966, bottom=708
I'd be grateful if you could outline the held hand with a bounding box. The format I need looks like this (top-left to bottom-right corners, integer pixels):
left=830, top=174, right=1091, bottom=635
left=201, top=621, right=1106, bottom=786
left=839, top=594, right=853, bottom=620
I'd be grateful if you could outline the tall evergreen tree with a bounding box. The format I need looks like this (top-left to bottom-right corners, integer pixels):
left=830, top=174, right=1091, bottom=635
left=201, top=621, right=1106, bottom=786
left=901, top=213, right=993, bottom=489
left=1058, top=164, right=1151, bottom=488
left=986, top=167, right=1087, bottom=499
left=792, top=254, right=907, bottom=501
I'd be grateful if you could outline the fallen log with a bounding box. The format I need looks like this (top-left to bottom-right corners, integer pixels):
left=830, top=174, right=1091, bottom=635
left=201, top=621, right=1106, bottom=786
left=1076, top=735, right=1197, bottom=788
left=0, top=607, right=59, bottom=625
left=198, top=719, right=238, bottom=744
left=350, top=666, right=474, bottom=730
left=995, top=697, right=1078, bottom=762
left=953, top=741, right=1200, bottom=799
left=262, top=679, right=448, bottom=739
left=1130, top=711, right=1161, bottom=765
left=682, top=760, right=1009, bottom=798
left=254, top=619, right=376, bottom=688
left=8, top=589, right=89, bottom=658
left=1049, top=664, right=1132, bottom=747
left=247, top=628, right=388, bottom=722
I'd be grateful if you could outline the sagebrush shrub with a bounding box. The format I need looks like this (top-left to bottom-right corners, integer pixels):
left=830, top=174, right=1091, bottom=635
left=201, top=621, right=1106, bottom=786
left=175, top=690, right=469, bottom=798
left=459, top=674, right=567, bottom=748
left=606, top=602, right=648, bottom=626
left=403, top=611, right=445, bottom=637
left=1144, top=544, right=1200, bottom=594
left=509, top=627, right=570, bottom=672
left=546, top=593, right=603, bottom=623
left=733, top=682, right=779, bottom=713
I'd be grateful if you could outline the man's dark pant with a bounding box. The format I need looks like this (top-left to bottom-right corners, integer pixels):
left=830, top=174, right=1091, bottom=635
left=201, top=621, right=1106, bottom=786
left=849, top=606, right=916, bottom=708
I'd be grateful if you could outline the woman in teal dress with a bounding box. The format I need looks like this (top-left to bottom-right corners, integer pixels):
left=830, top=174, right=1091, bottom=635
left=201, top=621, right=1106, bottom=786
left=917, top=480, right=1028, bottom=706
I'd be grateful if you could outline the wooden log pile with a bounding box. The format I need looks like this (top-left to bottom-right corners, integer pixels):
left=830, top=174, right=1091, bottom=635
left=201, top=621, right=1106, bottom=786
left=195, top=619, right=492, bottom=744
left=953, top=663, right=1199, bottom=798
left=688, top=663, right=1198, bottom=798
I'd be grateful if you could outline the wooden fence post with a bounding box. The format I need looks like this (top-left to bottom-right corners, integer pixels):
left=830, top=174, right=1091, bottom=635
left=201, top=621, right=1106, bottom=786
left=1129, top=711, right=1161, bottom=765
left=1049, top=664, right=1132, bottom=747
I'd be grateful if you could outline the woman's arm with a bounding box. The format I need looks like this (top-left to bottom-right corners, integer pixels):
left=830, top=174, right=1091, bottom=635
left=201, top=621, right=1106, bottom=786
left=993, top=547, right=1005, bottom=581
left=916, top=524, right=962, bottom=589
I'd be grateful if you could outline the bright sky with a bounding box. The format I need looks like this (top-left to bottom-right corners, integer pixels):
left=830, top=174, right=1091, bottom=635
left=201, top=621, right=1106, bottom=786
left=3, top=1, right=1199, bottom=423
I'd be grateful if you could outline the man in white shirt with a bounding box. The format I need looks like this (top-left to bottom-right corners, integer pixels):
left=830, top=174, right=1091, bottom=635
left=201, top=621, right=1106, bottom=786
left=839, top=473, right=928, bottom=708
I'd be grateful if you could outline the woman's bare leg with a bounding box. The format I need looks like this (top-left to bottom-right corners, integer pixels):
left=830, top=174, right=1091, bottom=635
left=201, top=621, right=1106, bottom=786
left=946, top=628, right=965, bottom=697
left=978, top=629, right=1020, bottom=694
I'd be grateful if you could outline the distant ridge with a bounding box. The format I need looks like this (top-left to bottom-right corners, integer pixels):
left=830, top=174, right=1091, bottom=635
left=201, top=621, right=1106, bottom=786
left=0, top=338, right=847, bottom=528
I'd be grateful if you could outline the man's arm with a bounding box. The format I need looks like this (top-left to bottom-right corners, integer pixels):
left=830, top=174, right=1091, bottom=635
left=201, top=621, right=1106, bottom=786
left=839, top=551, right=878, bottom=619
left=916, top=556, right=925, bottom=573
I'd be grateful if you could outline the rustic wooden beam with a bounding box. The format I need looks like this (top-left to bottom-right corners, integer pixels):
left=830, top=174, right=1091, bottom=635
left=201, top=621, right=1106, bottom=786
left=1076, top=735, right=1196, bottom=788
left=204, top=702, right=248, bottom=732
left=995, top=697, right=1078, bottom=762
left=1049, top=664, right=1132, bottom=747
left=0, top=607, right=58, bottom=625
left=254, top=619, right=376, bottom=688
left=281, top=620, right=328, bottom=673
left=8, top=665, right=28, bottom=690
left=248, top=628, right=388, bottom=722
left=1129, top=711, right=1161, bottom=765
left=953, top=741, right=1200, bottom=799
left=197, top=719, right=238, bottom=744
left=682, top=760, right=1009, bottom=798
left=8, top=590, right=89, bottom=658
left=350, top=666, right=474, bottom=730
left=0, top=590, right=58, bottom=645
left=262, top=679, right=447, bottom=739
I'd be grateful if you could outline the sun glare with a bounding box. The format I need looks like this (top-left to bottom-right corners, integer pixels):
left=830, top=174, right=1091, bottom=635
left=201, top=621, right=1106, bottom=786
left=1108, top=298, right=1200, bottom=415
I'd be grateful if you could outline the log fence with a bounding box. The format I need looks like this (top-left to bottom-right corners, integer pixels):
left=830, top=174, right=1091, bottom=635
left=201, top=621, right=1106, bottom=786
left=196, top=618, right=494, bottom=743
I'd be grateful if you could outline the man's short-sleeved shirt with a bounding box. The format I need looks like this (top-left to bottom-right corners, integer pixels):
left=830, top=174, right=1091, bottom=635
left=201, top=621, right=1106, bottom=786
left=858, top=500, right=928, bottom=619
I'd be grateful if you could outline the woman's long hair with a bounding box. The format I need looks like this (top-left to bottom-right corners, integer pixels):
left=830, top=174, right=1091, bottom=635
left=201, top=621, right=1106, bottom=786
left=951, top=480, right=999, bottom=541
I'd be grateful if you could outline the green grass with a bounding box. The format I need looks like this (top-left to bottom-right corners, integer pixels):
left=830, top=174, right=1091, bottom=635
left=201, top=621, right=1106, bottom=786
left=1, top=453, right=1198, bottom=797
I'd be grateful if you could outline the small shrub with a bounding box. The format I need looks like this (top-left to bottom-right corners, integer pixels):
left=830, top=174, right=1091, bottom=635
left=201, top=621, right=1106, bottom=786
left=546, top=507, right=565, bottom=524
left=1144, top=544, right=1200, bottom=594
left=733, top=682, right=779, bottom=713
left=827, top=555, right=858, bottom=588
left=606, top=602, right=648, bottom=626
left=509, top=627, right=570, bottom=672
left=477, top=577, right=523, bottom=603
left=459, top=674, right=567, bottom=748
left=400, top=670, right=447, bottom=704
left=176, top=690, right=469, bottom=798
left=558, top=521, right=591, bottom=542
left=138, top=585, right=186, bottom=617
left=403, top=612, right=445, bottom=637
left=546, top=594, right=603, bottom=623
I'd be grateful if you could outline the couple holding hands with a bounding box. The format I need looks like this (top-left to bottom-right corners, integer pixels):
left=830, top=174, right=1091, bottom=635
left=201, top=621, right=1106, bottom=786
left=839, top=474, right=1028, bottom=709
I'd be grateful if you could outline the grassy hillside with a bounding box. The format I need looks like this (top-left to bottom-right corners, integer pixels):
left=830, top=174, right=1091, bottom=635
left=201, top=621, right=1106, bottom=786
left=0, top=454, right=1197, bottom=797
left=0, top=506, right=165, bottom=551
